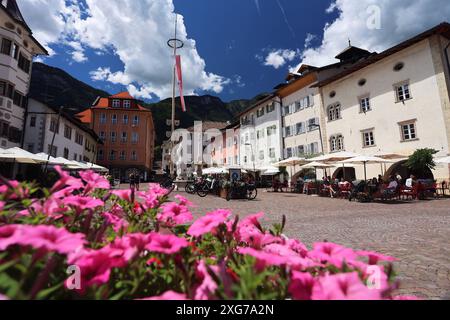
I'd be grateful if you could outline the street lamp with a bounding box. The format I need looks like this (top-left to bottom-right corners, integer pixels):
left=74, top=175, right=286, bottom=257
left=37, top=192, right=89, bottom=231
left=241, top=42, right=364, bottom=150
left=308, top=123, right=325, bottom=155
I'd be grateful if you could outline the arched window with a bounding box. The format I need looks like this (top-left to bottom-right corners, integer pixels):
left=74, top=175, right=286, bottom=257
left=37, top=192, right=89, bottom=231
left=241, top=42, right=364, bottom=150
left=337, top=135, right=344, bottom=151
left=330, top=136, right=337, bottom=152
left=330, top=134, right=344, bottom=152
left=327, top=103, right=341, bottom=121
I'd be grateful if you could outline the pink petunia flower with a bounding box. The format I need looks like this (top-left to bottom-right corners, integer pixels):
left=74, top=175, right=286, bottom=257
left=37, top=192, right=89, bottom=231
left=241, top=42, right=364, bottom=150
left=0, top=201, right=4, bottom=211
left=194, top=260, right=220, bottom=300
left=79, top=170, right=110, bottom=193
left=107, top=233, right=151, bottom=265
left=111, top=190, right=133, bottom=202
left=309, top=242, right=357, bottom=268
left=137, top=192, right=159, bottom=210
left=175, top=195, right=194, bottom=207
left=139, top=291, right=188, bottom=300
left=157, top=203, right=193, bottom=227
left=311, top=272, right=382, bottom=300
left=148, top=183, right=169, bottom=198
left=356, top=250, right=397, bottom=265
left=64, top=196, right=104, bottom=211
left=187, top=210, right=231, bottom=237
left=146, top=233, right=189, bottom=255
left=289, top=271, right=316, bottom=300
left=0, top=293, right=9, bottom=300
left=0, top=224, right=86, bottom=255
left=102, top=212, right=129, bottom=233
left=51, top=166, right=83, bottom=193
left=392, top=295, right=421, bottom=300
left=237, top=247, right=288, bottom=269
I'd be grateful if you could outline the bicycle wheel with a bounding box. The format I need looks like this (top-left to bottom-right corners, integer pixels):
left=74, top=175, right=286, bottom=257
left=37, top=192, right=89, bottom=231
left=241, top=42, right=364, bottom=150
left=185, top=183, right=195, bottom=194
left=247, top=188, right=258, bottom=200
left=197, top=185, right=209, bottom=198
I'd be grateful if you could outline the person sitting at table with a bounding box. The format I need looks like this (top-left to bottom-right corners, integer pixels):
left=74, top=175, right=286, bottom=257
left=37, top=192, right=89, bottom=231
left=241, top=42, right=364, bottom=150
left=405, top=175, right=416, bottom=189
left=383, top=177, right=399, bottom=197
left=323, top=176, right=337, bottom=198
left=295, top=176, right=304, bottom=193
left=273, top=177, right=282, bottom=192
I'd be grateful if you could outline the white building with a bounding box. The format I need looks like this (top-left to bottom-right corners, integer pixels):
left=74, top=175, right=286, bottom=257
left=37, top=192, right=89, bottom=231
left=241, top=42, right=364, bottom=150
left=238, top=94, right=283, bottom=171
left=317, top=22, right=450, bottom=181
left=0, top=0, right=47, bottom=149
left=24, top=98, right=102, bottom=163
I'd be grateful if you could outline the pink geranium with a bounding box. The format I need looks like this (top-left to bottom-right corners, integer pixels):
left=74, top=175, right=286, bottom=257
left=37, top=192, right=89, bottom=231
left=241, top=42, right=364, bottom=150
left=79, top=170, right=110, bottom=193
left=187, top=210, right=231, bottom=237
left=157, top=203, right=193, bottom=227
left=146, top=233, right=189, bottom=255
left=311, top=272, right=382, bottom=300
left=140, top=291, right=188, bottom=300
left=289, top=271, right=316, bottom=300
left=309, top=242, right=357, bottom=268
left=0, top=225, right=86, bottom=255
left=64, top=196, right=104, bottom=211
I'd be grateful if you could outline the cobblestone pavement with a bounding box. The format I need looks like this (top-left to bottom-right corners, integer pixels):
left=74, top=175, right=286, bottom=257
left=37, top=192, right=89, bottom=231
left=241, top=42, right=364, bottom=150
left=170, top=189, right=450, bottom=300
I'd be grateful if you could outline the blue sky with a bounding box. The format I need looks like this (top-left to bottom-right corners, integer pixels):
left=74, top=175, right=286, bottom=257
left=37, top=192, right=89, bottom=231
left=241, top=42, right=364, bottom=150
left=21, top=0, right=450, bottom=103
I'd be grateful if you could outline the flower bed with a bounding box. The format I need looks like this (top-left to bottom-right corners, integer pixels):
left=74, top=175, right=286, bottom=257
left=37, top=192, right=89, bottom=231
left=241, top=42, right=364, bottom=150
left=0, top=167, right=416, bottom=300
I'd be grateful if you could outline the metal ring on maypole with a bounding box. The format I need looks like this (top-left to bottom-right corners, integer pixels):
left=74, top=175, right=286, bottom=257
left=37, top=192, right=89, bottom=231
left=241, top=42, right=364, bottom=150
left=167, top=38, right=184, bottom=49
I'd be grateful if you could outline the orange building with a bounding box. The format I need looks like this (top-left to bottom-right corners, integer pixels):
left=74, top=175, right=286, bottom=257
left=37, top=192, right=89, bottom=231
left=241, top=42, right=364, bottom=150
left=77, top=92, right=155, bottom=181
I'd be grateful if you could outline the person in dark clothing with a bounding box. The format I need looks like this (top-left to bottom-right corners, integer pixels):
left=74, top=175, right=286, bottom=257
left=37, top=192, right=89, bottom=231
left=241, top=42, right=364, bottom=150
left=129, top=173, right=136, bottom=190
left=135, top=174, right=140, bottom=191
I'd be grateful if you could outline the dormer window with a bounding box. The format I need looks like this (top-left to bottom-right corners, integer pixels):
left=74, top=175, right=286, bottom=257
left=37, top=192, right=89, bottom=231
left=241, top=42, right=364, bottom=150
left=112, top=99, right=120, bottom=108
left=123, top=100, right=131, bottom=109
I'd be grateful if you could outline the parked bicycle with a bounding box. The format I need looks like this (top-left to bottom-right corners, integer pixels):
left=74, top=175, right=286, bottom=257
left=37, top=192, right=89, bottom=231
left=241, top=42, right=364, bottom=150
left=185, top=178, right=204, bottom=194
left=197, top=177, right=220, bottom=198
left=226, top=181, right=258, bottom=201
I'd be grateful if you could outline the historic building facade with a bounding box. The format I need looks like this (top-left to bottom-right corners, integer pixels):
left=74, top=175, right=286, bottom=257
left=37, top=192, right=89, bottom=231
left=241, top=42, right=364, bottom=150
left=0, top=0, right=47, bottom=149
left=77, top=92, right=155, bottom=181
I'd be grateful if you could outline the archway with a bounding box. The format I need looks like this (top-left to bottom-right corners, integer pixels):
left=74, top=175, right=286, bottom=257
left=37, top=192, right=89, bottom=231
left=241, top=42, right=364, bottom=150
left=292, top=169, right=316, bottom=181
left=332, top=167, right=356, bottom=181
left=384, top=160, right=434, bottom=181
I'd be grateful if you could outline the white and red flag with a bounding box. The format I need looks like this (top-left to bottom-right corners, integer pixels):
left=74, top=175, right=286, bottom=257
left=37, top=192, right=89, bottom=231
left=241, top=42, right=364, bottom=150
left=175, top=55, right=186, bottom=112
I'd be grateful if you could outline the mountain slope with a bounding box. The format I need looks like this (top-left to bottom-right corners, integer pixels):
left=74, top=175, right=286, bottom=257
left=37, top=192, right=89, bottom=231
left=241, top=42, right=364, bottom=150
left=29, top=63, right=264, bottom=146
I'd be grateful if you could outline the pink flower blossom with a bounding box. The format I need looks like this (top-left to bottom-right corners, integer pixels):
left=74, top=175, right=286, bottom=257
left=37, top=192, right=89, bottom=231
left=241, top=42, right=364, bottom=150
left=79, top=170, right=110, bottom=193
left=175, top=195, right=194, bottom=207
left=157, top=203, right=193, bottom=227
left=194, top=260, right=219, bottom=300
left=289, top=271, right=316, bottom=300
left=0, top=225, right=86, bottom=255
left=285, top=239, right=309, bottom=258
left=64, top=196, right=104, bottom=211
left=103, top=212, right=129, bottom=233
left=0, top=293, right=9, bottom=300
left=107, top=233, right=151, bottom=265
left=137, top=192, right=159, bottom=210
left=0, top=201, right=4, bottom=211
left=236, top=224, right=280, bottom=249
left=187, top=210, right=231, bottom=237
left=140, top=291, right=188, bottom=300
left=309, top=242, right=357, bottom=268
left=0, top=181, right=29, bottom=200
left=51, top=166, right=83, bottom=192
left=146, top=233, right=189, bottom=255
left=311, top=272, right=382, bottom=300
left=148, top=183, right=169, bottom=198
left=392, top=296, right=420, bottom=300
left=111, top=190, right=133, bottom=202
left=356, top=250, right=397, bottom=265
left=237, top=247, right=288, bottom=269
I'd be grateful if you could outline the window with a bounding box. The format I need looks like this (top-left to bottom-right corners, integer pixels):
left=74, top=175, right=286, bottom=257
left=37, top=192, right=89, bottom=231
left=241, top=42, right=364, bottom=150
left=131, top=151, right=138, bottom=161
left=48, top=145, right=57, bottom=157
left=64, top=125, right=72, bottom=140
left=110, top=132, right=117, bottom=143
left=0, top=81, right=6, bottom=96
left=100, top=114, right=107, bottom=124
left=328, top=103, right=341, bottom=121
left=99, top=131, right=105, bottom=141
left=362, top=130, right=375, bottom=147
left=123, top=100, right=131, bottom=109
left=49, top=118, right=59, bottom=133
left=330, top=135, right=344, bottom=152
left=112, top=114, right=118, bottom=125
left=109, top=150, right=116, bottom=161
left=256, top=107, right=265, bottom=118
left=133, top=116, right=139, bottom=126
left=121, top=132, right=127, bottom=143
left=112, top=100, right=120, bottom=108
left=30, top=116, right=36, bottom=127
left=1, top=38, right=12, bottom=55
left=297, top=145, right=305, bottom=157
left=286, top=148, right=293, bottom=159
left=360, top=97, right=371, bottom=113
left=267, top=125, right=277, bottom=136
left=269, top=148, right=276, bottom=159
left=75, top=132, right=84, bottom=145
left=64, top=148, right=69, bottom=159
left=18, top=53, right=31, bottom=73
left=395, top=82, right=411, bottom=102
left=123, top=115, right=129, bottom=125
left=285, top=126, right=292, bottom=137
left=308, top=118, right=319, bottom=131
left=12, top=43, right=18, bottom=60
left=296, top=122, right=305, bottom=135
left=120, top=151, right=126, bottom=161
left=266, top=102, right=275, bottom=113
left=132, top=132, right=139, bottom=143
left=283, top=105, right=291, bottom=116
left=400, top=121, right=417, bottom=141
left=13, top=91, right=23, bottom=107
left=98, top=149, right=104, bottom=161
left=309, top=142, right=319, bottom=155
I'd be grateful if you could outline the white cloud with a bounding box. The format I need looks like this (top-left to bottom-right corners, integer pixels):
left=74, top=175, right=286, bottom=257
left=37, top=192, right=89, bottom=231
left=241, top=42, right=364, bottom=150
left=90, top=67, right=131, bottom=86
left=261, top=49, right=300, bottom=69
left=20, top=0, right=230, bottom=99
left=298, top=0, right=450, bottom=68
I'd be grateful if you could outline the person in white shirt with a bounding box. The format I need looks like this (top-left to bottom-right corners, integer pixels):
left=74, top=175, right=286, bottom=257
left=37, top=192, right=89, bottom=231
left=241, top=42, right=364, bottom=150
left=405, top=175, right=415, bottom=189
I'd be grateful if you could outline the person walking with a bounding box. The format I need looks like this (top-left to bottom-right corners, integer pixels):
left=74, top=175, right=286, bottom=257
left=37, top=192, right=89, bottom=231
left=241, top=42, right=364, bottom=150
left=129, top=173, right=136, bottom=191
left=135, top=173, right=141, bottom=191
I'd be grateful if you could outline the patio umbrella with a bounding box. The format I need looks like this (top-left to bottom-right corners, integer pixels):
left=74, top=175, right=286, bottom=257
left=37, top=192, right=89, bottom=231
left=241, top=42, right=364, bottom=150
left=436, top=156, right=450, bottom=164
left=86, top=163, right=109, bottom=172
left=274, top=157, right=308, bottom=182
left=338, top=156, right=394, bottom=181
left=308, top=152, right=361, bottom=180
left=0, top=147, right=46, bottom=164
left=34, top=153, right=67, bottom=165
left=300, top=162, right=335, bottom=180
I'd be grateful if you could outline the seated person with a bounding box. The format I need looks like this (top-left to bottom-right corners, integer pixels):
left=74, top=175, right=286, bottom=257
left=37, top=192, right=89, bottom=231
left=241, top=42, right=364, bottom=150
left=383, top=178, right=399, bottom=196
left=405, top=175, right=416, bottom=189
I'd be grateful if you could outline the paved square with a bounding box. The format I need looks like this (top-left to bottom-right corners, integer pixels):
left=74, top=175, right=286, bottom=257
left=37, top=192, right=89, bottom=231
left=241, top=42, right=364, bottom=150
left=172, top=190, right=450, bottom=300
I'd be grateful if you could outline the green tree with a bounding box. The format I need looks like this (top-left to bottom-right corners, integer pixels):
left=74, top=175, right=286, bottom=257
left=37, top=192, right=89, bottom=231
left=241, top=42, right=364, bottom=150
left=405, top=148, right=438, bottom=178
